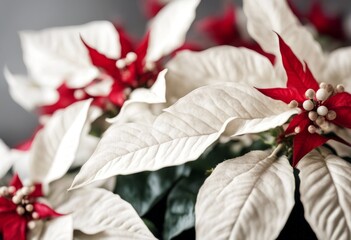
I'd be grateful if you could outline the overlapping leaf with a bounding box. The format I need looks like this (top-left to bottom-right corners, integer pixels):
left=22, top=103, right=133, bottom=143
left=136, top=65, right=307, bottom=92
left=37, top=215, right=73, bottom=240
left=325, top=47, right=351, bottom=92
left=71, top=83, right=297, bottom=189
left=4, top=68, right=59, bottom=111
left=195, top=150, right=295, bottom=240
left=0, top=140, right=12, bottom=178
left=166, top=46, right=280, bottom=102
left=19, top=21, right=120, bottom=88
left=56, top=188, right=156, bottom=239
left=297, top=148, right=351, bottom=239
left=163, top=173, right=205, bottom=240
left=115, top=165, right=190, bottom=216
left=108, top=69, right=167, bottom=125
left=146, top=0, right=200, bottom=62
left=28, top=99, right=92, bottom=184
left=243, top=0, right=325, bottom=81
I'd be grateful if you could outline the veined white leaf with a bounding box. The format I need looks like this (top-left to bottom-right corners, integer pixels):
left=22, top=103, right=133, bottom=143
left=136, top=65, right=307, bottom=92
left=325, top=47, right=351, bottom=92
left=243, top=0, right=325, bottom=81
left=145, top=0, right=200, bottom=62
left=0, top=140, right=12, bottom=178
left=73, top=228, right=151, bottom=240
left=329, top=128, right=351, bottom=158
left=4, top=68, right=59, bottom=111
left=166, top=46, right=280, bottom=102
left=84, top=78, right=113, bottom=97
left=56, top=188, right=156, bottom=239
left=38, top=215, right=73, bottom=240
left=20, top=21, right=119, bottom=88
left=72, top=106, right=102, bottom=168
left=28, top=99, right=92, bottom=184
left=297, top=148, right=351, bottom=240
left=196, top=150, right=295, bottom=240
left=108, top=69, right=167, bottom=124
left=71, top=83, right=297, bottom=189
left=48, top=173, right=116, bottom=209
left=12, top=150, right=31, bottom=181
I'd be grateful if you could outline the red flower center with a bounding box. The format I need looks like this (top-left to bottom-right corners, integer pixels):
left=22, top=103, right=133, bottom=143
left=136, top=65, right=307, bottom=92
left=257, top=34, right=351, bottom=165
left=40, top=30, right=161, bottom=116
left=288, top=83, right=344, bottom=135
left=0, top=175, right=61, bottom=240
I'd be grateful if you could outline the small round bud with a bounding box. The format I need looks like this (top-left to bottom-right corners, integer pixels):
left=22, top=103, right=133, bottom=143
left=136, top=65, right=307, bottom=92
left=7, top=186, right=16, bottom=194
left=21, top=186, right=32, bottom=195
left=317, top=106, right=328, bottom=116
left=316, top=116, right=325, bottom=126
left=25, top=204, right=34, bottom=212
left=12, top=195, right=21, bottom=204
left=16, top=206, right=25, bottom=215
left=145, top=61, right=155, bottom=71
left=32, top=212, right=39, bottom=220
left=23, top=180, right=33, bottom=186
left=305, top=89, right=315, bottom=99
left=74, top=90, right=86, bottom=100
left=326, top=84, right=334, bottom=93
left=320, top=122, right=330, bottom=131
left=303, top=100, right=314, bottom=111
left=126, top=52, right=137, bottom=63
left=308, top=111, right=318, bottom=121
left=288, top=100, right=298, bottom=108
left=29, top=186, right=35, bottom=193
left=0, top=187, right=8, bottom=196
left=27, top=221, right=36, bottom=230
left=319, top=82, right=327, bottom=89
left=336, top=84, right=345, bottom=93
left=15, top=192, right=24, bottom=199
left=308, top=125, right=317, bottom=134
left=316, top=88, right=329, bottom=101
left=116, top=59, right=126, bottom=69
left=294, top=127, right=301, bottom=134
left=123, top=87, right=132, bottom=96
left=326, top=110, right=337, bottom=121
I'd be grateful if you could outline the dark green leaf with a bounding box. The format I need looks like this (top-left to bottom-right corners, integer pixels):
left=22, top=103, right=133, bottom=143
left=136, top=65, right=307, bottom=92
left=163, top=172, right=206, bottom=240
left=142, top=218, right=159, bottom=237
left=115, top=165, right=190, bottom=216
left=188, top=140, right=239, bottom=172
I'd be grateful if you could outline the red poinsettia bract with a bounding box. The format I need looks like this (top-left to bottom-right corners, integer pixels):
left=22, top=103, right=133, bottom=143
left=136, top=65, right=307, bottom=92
left=258, top=35, right=351, bottom=165
left=142, top=0, right=165, bottom=19
left=0, top=175, right=61, bottom=240
left=288, top=0, right=345, bottom=41
left=83, top=28, right=160, bottom=106
left=41, top=27, right=161, bottom=116
left=196, top=4, right=275, bottom=64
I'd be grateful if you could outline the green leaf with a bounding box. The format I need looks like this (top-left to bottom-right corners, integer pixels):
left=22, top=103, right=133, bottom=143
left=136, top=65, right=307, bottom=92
left=89, top=110, right=115, bottom=138
left=188, top=140, right=239, bottom=172
left=163, top=172, right=206, bottom=240
left=115, top=165, right=190, bottom=216
left=142, top=218, right=159, bottom=237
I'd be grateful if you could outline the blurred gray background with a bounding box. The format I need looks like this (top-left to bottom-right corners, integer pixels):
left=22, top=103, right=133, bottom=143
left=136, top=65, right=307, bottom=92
left=0, top=0, right=349, bottom=146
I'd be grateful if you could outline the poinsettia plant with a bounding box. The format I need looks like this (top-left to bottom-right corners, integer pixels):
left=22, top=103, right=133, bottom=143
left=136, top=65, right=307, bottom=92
left=4, top=0, right=200, bottom=204
left=2, top=0, right=351, bottom=239
left=0, top=100, right=156, bottom=239
left=5, top=0, right=199, bottom=121
left=69, top=0, right=351, bottom=239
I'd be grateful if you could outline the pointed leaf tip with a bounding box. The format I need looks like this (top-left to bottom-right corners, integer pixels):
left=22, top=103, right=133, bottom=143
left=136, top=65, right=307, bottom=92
left=276, top=34, right=320, bottom=91
left=29, top=99, right=93, bottom=184
left=72, top=83, right=296, bottom=189
left=196, top=150, right=295, bottom=240
left=298, top=148, right=351, bottom=239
